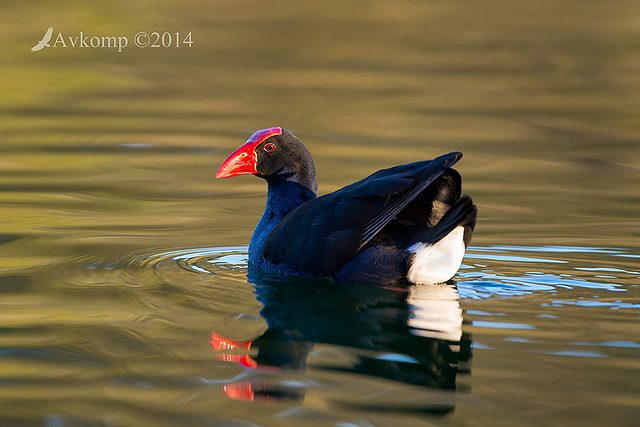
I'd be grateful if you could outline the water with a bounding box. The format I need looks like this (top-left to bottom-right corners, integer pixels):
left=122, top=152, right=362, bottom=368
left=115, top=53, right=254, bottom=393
left=2, top=0, right=640, bottom=425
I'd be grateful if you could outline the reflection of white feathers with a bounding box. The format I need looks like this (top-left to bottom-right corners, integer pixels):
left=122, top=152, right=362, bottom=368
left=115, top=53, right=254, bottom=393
left=31, top=27, right=54, bottom=52
left=407, top=226, right=466, bottom=284
left=407, top=282, right=462, bottom=342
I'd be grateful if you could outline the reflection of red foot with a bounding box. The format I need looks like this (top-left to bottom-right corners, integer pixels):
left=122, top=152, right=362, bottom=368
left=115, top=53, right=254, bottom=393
left=223, top=382, right=255, bottom=402
left=223, top=382, right=276, bottom=404
left=210, top=332, right=251, bottom=352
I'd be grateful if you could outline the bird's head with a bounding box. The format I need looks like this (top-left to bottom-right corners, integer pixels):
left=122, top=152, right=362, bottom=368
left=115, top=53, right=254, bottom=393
left=216, top=127, right=316, bottom=187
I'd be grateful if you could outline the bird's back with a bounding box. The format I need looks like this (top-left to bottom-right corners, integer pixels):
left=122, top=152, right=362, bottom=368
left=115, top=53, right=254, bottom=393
left=260, top=152, right=464, bottom=277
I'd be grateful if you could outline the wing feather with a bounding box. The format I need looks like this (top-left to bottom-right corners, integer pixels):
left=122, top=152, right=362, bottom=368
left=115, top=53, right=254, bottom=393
left=262, top=152, right=463, bottom=275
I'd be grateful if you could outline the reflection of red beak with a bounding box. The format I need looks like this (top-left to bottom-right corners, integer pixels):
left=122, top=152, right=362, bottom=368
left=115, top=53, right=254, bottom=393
left=210, top=332, right=257, bottom=368
left=210, top=332, right=280, bottom=371
left=215, top=127, right=282, bottom=178
left=210, top=332, right=251, bottom=352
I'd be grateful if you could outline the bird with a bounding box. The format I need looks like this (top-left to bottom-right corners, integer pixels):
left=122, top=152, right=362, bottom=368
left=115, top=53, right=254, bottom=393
left=31, top=27, right=54, bottom=52
left=216, top=127, right=477, bottom=285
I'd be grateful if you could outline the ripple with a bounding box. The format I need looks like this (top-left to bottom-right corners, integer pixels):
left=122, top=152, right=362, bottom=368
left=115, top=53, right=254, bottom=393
left=122, top=244, right=637, bottom=305
left=472, top=320, right=535, bottom=330
left=128, top=245, right=248, bottom=272
left=129, top=246, right=257, bottom=315
left=574, top=267, right=640, bottom=275
left=546, top=350, right=607, bottom=358
left=480, top=245, right=626, bottom=254
left=573, top=340, right=640, bottom=349
left=457, top=245, right=638, bottom=300
left=464, top=253, right=568, bottom=264
left=545, top=300, right=640, bottom=310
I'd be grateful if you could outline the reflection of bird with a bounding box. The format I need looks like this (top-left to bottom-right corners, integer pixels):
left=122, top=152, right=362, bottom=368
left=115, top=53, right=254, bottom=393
left=217, top=127, right=477, bottom=285
left=31, top=27, right=54, bottom=52
left=212, top=272, right=472, bottom=410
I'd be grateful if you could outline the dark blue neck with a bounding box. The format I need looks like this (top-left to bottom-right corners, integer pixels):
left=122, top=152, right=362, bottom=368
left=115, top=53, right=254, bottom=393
left=249, top=172, right=318, bottom=267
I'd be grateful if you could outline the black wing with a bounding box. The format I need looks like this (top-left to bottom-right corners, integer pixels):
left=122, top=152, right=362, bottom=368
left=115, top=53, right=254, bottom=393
left=262, top=152, right=463, bottom=276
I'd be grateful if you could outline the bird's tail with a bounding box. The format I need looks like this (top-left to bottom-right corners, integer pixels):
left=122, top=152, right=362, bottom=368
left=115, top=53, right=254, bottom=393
left=409, top=195, right=477, bottom=248
left=405, top=196, right=477, bottom=284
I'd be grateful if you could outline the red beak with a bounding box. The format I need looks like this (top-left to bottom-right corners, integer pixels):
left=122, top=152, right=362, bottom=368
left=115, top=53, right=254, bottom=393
left=216, top=127, right=282, bottom=179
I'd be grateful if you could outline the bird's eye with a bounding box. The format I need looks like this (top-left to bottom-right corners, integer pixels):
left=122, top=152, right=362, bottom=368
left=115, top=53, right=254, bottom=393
left=264, top=143, right=276, bottom=152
